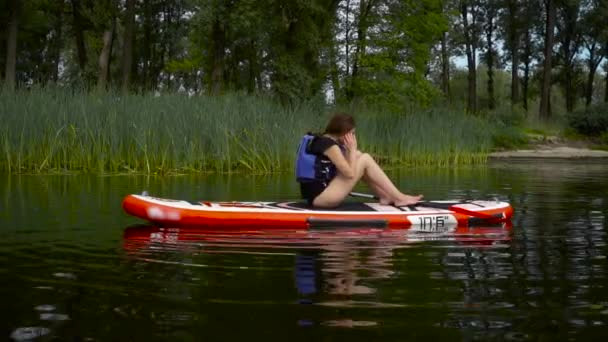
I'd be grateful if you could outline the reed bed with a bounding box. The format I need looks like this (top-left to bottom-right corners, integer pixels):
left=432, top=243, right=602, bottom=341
left=0, top=87, right=495, bottom=174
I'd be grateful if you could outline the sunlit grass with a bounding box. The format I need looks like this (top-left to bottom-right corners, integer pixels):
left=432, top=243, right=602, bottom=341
left=0, top=86, right=499, bottom=174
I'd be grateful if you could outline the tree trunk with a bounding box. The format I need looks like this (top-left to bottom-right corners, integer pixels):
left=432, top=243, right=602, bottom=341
left=507, top=0, right=519, bottom=104
left=247, top=40, right=257, bottom=94
left=4, top=0, right=20, bottom=90
left=51, top=3, right=64, bottom=83
left=510, top=52, right=519, bottom=105
left=584, top=44, right=603, bottom=107
left=559, top=1, right=583, bottom=113
left=561, top=28, right=575, bottom=113
left=142, top=0, right=152, bottom=90
left=97, top=16, right=116, bottom=90
left=539, top=0, right=556, bottom=120
left=461, top=3, right=477, bottom=113
left=441, top=31, right=450, bottom=99
left=121, top=0, right=136, bottom=92
left=585, top=64, right=596, bottom=106
left=521, top=1, right=534, bottom=112
left=605, top=43, right=608, bottom=103
left=565, top=68, right=574, bottom=112
left=71, top=0, right=87, bottom=75
left=486, top=14, right=495, bottom=110
left=523, top=59, right=530, bottom=111
left=348, top=0, right=374, bottom=99
left=159, top=1, right=172, bottom=91
left=605, top=69, right=608, bottom=103
left=329, top=41, right=341, bottom=102
left=209, top=17, right=225, bottom=95
left=344, top=0, right=351, bottom=76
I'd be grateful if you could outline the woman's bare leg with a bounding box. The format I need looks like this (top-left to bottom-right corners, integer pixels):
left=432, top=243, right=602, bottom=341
left=355, top=154, right=422, bottom=206
left=362, top=173, right=393, bottom=204
left=353, top=151, right=393, bottom=204
left=313, top=153, right=422, bottom=208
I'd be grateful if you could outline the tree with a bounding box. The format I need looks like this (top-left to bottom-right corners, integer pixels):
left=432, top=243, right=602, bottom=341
left=502, top=0, right=523, bottom=104
left=520, top=0, right=542, bottom=112
left=96, top=0, right=117, bottom=90
left=458, top=0, right=482, bottom=113
left=70, top=0, right=88, bottom=76
left=121, top=0, right=136, bottom=92
left=581, top=0, right=607, bottom=106
left=555, top=0, right=583, bottom=113
left=4, top=0, right=21, bottom=89
left=439, top=0, right=453, bottom=98
left=539, top=0, right=556, bottom=120
left=347, top=0, right=378, bottom=100
left=481, top=0, right=500, bottom=110
left=605, top=58, right=608, bottom=102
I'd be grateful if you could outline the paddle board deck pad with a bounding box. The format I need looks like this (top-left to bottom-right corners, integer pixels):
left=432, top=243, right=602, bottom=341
left=122, top=194, right=513, bottom=229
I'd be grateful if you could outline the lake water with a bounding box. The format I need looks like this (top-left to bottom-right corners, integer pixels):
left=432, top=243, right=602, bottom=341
left=1, top=161, right=607, bottom=341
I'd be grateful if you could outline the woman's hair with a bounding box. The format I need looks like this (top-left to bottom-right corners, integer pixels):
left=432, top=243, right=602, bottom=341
left=323, top=113, right=355, bottom=136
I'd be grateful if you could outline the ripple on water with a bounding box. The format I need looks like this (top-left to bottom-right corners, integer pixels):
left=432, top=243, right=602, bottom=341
left=34, top=304, right=56, bottom=312
left=53, top=272, right=77, bottom=280
left=322, top=319, right=378, bottom=327
left=40, top=313, right=70, bottom=321
left=10, top=327, right=51, bottom=341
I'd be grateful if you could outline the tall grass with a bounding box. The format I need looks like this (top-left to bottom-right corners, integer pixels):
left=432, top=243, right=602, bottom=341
left=0, top=87, right=497, bottom=174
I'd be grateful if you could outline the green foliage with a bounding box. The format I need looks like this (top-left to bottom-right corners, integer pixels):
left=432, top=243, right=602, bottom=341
left=600, top=131, right=608, bottom=143
left=3, top=0, right=606, bottom=120
left=491, top=127, right=529, bottom=150
left=348, top=0, right=447, bottom=108
left=486, top=103, right=527, bottom=128
left=566, top=103, right=608, bottom=136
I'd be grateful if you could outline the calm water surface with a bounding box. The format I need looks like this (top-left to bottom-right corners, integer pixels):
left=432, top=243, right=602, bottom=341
left=1, top=161, right=607, bottom=341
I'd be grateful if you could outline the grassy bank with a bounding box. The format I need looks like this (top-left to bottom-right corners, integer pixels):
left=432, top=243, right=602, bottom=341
left=0, top=87, right=497, bottom=174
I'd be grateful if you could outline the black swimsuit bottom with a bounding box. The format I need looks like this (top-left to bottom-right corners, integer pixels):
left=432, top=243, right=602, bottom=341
left=300, top=181, right=327, bottom=206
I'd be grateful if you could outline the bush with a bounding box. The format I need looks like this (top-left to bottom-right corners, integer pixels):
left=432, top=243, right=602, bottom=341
left=601, top=131, right=608, bottom=145
left=566, top=103, right=608, bottom=136
left=486, top=104, right=526, bottom=128
left=492, top=127, right=529, bottom=150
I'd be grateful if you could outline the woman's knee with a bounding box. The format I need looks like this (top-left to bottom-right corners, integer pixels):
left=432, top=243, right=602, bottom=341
left=357, top=152, right=373, bottom=164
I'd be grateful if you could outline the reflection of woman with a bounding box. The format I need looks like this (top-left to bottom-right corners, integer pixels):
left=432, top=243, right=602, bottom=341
left=296, top=113, right=422, bottom=208
left=294, top=239, right=396, bottom=297
left=322, top=242, right=395, bottom=296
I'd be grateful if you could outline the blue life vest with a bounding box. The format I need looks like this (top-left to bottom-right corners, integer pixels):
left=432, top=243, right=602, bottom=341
left=295, top=133, right=340, bottom=184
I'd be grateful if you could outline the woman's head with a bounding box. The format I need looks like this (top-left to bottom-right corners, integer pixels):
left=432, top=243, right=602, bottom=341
left=324, top=113, right=355, bottom=137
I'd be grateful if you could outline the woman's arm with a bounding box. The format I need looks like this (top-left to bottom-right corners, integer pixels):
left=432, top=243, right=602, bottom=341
left=325, top=146, right=355, bottom=178
left=324, top=132, right=358, bottom=179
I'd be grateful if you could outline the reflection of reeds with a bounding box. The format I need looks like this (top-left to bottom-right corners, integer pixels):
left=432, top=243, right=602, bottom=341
left=1, top=87, right=493, bottom=174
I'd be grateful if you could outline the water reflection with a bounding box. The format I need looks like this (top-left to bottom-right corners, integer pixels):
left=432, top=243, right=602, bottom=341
left=2, top=163, right=607, bottom=340
left=122, top=224, right=512, bottom=328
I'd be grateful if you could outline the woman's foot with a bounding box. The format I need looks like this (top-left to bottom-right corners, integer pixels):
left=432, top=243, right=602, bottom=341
left=379, top=197, right=393, bottom=205
left=393, top=194, right=423, bottom=207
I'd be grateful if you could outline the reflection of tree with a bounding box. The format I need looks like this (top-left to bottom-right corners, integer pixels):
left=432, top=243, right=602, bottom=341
left=437, top=162, right=608, bottom=339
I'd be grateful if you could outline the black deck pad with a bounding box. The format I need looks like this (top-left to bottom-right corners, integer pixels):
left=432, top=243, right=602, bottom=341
left=272, top=200, right=475, bottom=212
left=276, top=201, right=377, bottom=212
left=410, top=201, right=453, bottom=210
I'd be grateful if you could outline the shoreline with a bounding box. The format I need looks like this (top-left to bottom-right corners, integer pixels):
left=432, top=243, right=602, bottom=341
left=489, top=145, right=608, bottom=160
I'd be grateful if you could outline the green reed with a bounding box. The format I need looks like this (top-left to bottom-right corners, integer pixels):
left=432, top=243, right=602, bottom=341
left=0, top=87, right=496, bottom=174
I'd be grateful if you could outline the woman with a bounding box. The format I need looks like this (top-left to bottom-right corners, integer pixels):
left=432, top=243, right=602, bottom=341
left=296, top=113, right=422, bottom=208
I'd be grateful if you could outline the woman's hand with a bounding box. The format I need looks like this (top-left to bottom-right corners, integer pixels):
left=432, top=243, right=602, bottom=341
left=343, top=132, right=357, bottom=152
